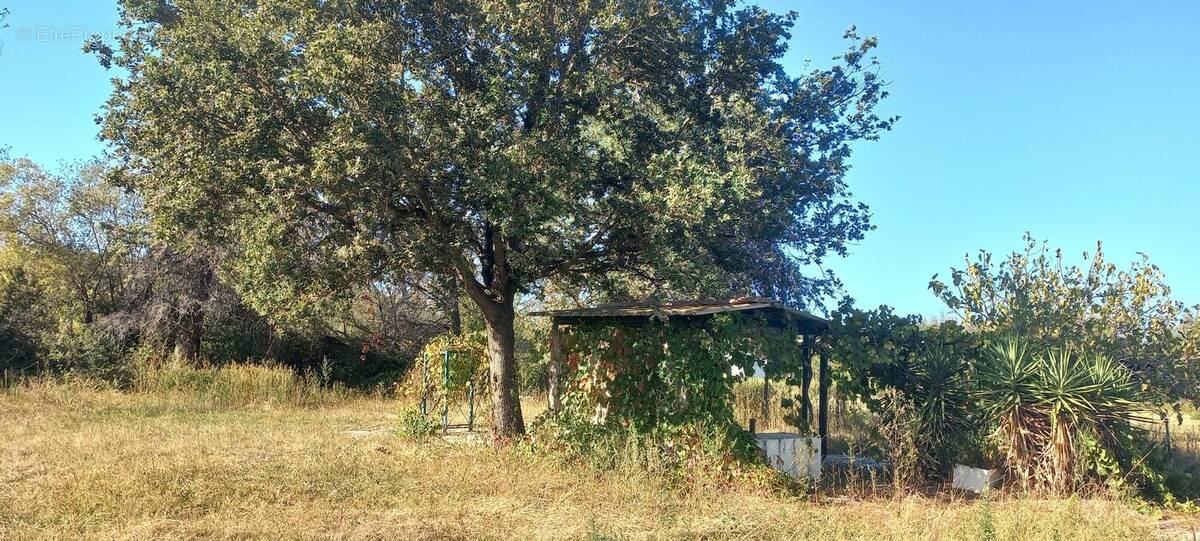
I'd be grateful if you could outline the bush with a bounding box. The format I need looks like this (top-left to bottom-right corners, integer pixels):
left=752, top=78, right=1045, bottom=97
left=268, top=331, right=412, bottom=390
left=45, top=325, right=131, bottom=385
left=0, top=318, right=39, bottom=380
left=397, top=407, right=439, bottom=439
left=905, top=348, right=987, bottom=477
left=397, top=331, right=488, bottom=410
left=528, top=315, right=807, bottom=493
left=0, top=266, right=50, bottom=378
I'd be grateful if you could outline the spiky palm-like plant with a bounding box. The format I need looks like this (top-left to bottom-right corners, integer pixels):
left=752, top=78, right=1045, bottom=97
left=907, top=348, right=974, bottom=474
left=976, top=336, right=1044, bottom=489
left=1035, top=349, right=1099, bottom=492
left=976, top=336, right=1144, bottom=493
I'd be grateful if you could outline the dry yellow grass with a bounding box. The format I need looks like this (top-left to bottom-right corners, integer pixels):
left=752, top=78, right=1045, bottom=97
left=0, top=380, right=1170, bottom=540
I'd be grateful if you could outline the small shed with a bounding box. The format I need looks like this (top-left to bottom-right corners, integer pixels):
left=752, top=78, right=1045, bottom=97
left=531, top=297, right=834, bottom=457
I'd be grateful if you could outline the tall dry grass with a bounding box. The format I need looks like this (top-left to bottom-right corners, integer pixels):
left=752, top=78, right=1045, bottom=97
left=733, top=377, right=802, bottom=432
left=131, top=361, right=355, bottom=408
left=0, top=374, right=1166, bottom=540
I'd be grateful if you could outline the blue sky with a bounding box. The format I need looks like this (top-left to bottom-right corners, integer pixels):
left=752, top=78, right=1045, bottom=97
left=1, top=1, right=1197, bottom=318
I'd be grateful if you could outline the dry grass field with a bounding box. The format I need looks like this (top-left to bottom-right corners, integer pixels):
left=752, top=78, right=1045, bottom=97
left=0, top=368, right=1187, bottom=540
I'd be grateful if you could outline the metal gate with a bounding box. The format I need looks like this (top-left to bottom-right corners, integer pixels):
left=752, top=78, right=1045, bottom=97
left=417, top=349, right=485, bottom=433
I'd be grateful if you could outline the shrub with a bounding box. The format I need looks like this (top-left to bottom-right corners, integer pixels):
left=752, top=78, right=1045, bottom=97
left=398, top=407, right=439, bottom=438
left=556, top=317, right=769, bottom=434
left=905, top=348, right=983, bottom=477
left=529, top=315, right=805, bottom=492
left=0, top=267, right=46, bottom=377
left=397, top=331, right=488, bottom=409
left=45, top=325, right=131, bottom=385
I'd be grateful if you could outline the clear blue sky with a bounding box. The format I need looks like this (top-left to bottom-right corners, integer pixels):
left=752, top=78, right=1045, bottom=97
left=1, top=1, right=1197, bottom=318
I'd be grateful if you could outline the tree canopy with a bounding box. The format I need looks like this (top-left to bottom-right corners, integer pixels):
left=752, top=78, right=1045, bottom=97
left=95, top=0, right=894, bottom=436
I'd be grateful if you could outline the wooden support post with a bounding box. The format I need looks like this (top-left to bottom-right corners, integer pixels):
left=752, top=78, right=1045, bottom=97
left=419, top=352, right=428, bottom=417
left=467, top=380, right=475, bottom=432
left=819, top=345, right=830, bottom=459
left=442, top=350, right=450, bottom=434
left=761, top=373, right=770, bottom=428
left=801, top=336, right=813, bottom=432
left=548, top=322, right=565, bottom=413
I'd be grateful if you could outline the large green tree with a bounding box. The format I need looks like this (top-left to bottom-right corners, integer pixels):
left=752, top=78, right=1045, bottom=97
left=95, top=0, right=893, bottom=436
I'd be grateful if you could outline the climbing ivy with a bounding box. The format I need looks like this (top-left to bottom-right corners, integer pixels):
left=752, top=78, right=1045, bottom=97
left=398, top=331, right=489, bottom=411
left=547, top=314, right=807, bottom=446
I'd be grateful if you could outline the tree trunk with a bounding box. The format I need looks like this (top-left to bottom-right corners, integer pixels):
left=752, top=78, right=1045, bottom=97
left=82, top=291, right=94, bottom=324
left=174, top=306, right=203, bottom=365
left=447, top=299, right=462, bottom=336
left=481, top=301, right=525, bottom=438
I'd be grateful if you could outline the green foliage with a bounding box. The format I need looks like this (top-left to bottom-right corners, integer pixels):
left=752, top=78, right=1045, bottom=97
left=830, top=301, right=1160, bottom=491
left=907, top=347, right=983, bottom=475
left=0, top=155, right=438, bottom=391
left=555, top=314, right=796, bottom=434
left=977, top=495, right=997, bottom=541
left=398, top=332, right=489, bottom=419
left=397, top=408, right=439, bottom=439
left=829, top=301, right=979, bottom=409
left=1158, top=457, right=1200, bottom=505
left=830, top=294, right=1186, bottom=498
left=514, top=312, right=551, bottom=395
left=0, top=267, right=48, bottom=375
left=931, top=234, right=1200, bottom=407
left=418, top=332, right=488, bottom=393
left=531, top=313, right=808, bottom=483
left=0, top=159, right=139, bottom=325
left=44, top=325, right=131, bottom=385
left=828, top=302, right=982, bottom=477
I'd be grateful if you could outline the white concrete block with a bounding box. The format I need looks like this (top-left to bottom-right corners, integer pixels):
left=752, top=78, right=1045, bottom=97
left=952, top=464, right=1001, bottom=494
left=754, top=432, right=821, bottom=480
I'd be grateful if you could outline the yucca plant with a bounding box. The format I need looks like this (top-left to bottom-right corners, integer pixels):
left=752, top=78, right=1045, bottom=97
left=907, top=348, right=974, bottom=475
left=1036, top=349, right=1098, bottom=492
left=975, top=336, right=1145, bottom=493
left=975, top=336, right=1044, bottom=489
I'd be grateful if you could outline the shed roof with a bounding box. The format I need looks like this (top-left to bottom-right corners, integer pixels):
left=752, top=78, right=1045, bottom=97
left=530, top=297, right=829, bottom=333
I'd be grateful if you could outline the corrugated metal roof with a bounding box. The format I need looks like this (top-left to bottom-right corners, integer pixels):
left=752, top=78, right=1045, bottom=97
left=529, top=297, right=829, bottom=331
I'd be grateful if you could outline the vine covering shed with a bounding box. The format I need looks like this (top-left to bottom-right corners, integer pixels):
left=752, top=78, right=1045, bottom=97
left=531, top=297, right=834, bottom=456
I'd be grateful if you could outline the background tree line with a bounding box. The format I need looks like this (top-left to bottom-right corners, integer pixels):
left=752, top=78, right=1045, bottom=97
left=0, top=150, right=475, bottom=388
